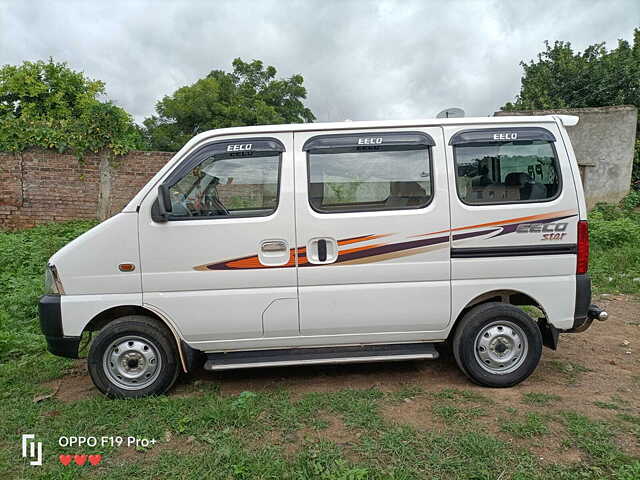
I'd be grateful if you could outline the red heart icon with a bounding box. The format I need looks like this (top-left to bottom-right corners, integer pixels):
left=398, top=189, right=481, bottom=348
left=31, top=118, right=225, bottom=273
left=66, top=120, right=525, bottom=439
left=88, top=454, right=102, bottom=466
left=74, top=454, right=87, bottom=466
left=59, top=454, right=72, bottom=466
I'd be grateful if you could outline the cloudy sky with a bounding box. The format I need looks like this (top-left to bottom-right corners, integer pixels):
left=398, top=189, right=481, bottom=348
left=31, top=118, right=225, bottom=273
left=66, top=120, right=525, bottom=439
left=1, top=0, right=638, bottom=124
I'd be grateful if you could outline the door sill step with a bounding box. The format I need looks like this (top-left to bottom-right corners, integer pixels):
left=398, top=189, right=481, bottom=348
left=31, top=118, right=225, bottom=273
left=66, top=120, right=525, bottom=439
left=203, top=343, right=439, bottom=371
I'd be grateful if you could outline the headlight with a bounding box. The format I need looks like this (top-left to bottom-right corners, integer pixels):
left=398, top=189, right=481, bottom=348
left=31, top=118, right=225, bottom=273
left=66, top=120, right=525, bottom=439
left=44, top=264, right=64, bottom=295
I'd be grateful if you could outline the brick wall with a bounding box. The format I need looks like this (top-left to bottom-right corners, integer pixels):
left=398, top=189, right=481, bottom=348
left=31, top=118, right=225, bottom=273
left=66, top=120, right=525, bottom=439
left=0, top=149, right=174, bottom=230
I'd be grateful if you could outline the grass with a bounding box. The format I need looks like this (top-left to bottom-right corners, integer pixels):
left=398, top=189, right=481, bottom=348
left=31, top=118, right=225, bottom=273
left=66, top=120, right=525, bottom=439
left=594, top=401, right=621, bottom=411
left=522, top=392, right=562, bottom=406
left=501, top=412, right=549, bottom=438
left=549, top=360, right=590, bottom=384
left=1, top=216, right=640, bottom=478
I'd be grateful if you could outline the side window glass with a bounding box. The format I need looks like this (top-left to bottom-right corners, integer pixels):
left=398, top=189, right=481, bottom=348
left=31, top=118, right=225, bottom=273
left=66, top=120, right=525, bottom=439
left=168, top=149, right=281, bottom=219
left=454, top=140, right=560, bottom=204
left=307, top=141, right=432, bottom=213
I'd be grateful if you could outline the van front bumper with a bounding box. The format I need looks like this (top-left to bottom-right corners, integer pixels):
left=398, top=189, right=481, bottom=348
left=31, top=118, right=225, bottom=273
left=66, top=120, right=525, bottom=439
left=39, top=294, right=81, bottom=358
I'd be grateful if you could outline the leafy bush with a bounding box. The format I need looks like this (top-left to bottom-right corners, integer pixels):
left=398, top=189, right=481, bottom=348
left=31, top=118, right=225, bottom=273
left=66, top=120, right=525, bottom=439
left=589, top=194, right=640, bottom=294
left=590, top=216, right=640, bottom=248
left=621, top=188, right=640, bottom=209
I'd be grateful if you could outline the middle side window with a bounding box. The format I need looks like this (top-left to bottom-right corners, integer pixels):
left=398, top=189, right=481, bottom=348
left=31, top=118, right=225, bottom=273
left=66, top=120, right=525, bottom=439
left=305, top=132, right=434, bottom=213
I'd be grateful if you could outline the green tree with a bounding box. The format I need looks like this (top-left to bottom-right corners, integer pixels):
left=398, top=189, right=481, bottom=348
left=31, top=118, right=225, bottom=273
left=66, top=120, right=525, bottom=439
left=143, top=58, right=316, bottom=151
left=502, top=29, right=640, bottom=111
left=0, top=59, right=143, bottom=157
left=502, top=28, right=640, bottom=187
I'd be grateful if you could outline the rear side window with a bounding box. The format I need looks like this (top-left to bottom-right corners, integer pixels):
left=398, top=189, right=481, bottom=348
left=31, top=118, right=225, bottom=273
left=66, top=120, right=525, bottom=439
left=452, top=130, right=560, bottom=204
left=305, top=132, right=434, bottom=213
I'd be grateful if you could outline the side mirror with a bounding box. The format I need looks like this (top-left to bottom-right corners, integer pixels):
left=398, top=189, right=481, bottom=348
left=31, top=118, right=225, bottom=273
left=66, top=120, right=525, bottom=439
left=157, top=184, right=172, bottom=220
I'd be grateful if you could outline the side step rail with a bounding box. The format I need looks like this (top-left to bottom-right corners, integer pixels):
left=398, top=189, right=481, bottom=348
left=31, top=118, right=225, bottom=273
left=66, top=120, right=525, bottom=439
left=203, top=343, right=439, bottom=371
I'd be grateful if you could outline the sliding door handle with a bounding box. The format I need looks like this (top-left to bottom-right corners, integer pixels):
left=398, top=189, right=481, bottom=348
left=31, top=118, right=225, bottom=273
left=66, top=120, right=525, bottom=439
left=307, top=237, right=337, bottom=264
left=317, top=239, right=327, bottom=262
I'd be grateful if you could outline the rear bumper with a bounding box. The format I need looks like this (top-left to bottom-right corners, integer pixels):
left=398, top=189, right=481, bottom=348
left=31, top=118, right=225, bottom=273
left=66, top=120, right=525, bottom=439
left=39, top=295, right=80, bottom=358
left=565, top=274, right=608, bottom=333
left=569, top=274, right=592, bottom=331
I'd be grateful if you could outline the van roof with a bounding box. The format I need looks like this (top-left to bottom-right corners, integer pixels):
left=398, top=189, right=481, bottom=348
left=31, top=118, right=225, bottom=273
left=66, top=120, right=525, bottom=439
left=190, top=115, right=567, bottom=139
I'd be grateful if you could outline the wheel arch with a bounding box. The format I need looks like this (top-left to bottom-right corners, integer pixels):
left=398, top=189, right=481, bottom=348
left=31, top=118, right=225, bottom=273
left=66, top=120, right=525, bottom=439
left=83, top=305, right=200, bottom=373
left=449, top=289, right=548, bottom=342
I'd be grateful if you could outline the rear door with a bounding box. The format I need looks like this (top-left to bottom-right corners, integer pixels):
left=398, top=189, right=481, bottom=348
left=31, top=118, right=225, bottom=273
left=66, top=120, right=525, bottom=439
left=444, top=123, right=580, bottom=321
left=293, top=128, right=451, bottom=338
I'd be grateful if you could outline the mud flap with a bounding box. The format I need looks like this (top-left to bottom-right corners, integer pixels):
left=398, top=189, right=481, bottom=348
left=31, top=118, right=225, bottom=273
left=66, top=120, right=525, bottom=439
left=181, top=340, right=205, bottom=372
left=538, top=318, right=559, bottom=350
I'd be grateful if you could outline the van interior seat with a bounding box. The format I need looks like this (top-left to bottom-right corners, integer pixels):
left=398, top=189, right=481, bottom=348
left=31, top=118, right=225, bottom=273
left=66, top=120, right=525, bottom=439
left=385, top=181, right=427, bottom=207
left=505, top=172, right=548, bottom=200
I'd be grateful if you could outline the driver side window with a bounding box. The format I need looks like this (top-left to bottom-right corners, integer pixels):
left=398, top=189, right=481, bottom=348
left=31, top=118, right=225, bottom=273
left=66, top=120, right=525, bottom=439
left=168, top=153, right=281, bottom=218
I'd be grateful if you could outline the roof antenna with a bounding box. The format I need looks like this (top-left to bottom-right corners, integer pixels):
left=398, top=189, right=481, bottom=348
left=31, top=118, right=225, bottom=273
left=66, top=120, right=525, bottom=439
left=436, top=107, right=465, bottom=118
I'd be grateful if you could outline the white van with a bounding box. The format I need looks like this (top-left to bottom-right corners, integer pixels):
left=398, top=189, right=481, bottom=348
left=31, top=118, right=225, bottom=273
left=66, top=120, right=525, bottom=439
left=39, top=116, right=607, bottom=398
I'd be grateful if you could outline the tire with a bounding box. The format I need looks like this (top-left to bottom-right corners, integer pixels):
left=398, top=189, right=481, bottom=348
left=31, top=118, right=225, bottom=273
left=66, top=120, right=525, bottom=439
left=452, top=302, right=542, bottom=388
left=88, top=315, right=180, bottom=398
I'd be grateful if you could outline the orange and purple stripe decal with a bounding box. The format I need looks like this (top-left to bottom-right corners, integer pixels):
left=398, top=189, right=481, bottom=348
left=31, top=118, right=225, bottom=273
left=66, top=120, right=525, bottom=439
left=193, top=210, right=577, bottom=271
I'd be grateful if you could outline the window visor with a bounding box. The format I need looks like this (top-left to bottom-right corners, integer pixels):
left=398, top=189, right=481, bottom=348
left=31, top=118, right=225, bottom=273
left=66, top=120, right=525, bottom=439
left=449, top=127, right=556, bottom=146
left=303, top=131, right=435, bottom=154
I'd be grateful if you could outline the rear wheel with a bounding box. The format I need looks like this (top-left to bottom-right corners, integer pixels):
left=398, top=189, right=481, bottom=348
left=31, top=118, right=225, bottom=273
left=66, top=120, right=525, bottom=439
left=452, top=303, right=542, bottom=387
left=88, top=316, right=180, bottom=398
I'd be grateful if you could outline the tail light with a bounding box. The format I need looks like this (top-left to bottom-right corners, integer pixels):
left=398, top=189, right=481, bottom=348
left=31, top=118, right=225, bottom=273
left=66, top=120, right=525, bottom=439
left=576, top=220, right=589, bottom=274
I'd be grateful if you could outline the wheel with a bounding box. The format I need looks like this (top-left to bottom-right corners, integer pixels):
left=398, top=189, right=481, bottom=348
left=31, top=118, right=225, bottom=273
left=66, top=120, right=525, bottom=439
left=452, top=302, right=542, bottom=388
left=88, top=316, right=180, bottom=398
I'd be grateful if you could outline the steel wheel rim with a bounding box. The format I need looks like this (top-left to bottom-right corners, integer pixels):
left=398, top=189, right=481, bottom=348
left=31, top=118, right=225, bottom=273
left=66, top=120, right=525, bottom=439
left=103, top=335, right=162, bottom=390
left=474, top=320, right=528, bottom=375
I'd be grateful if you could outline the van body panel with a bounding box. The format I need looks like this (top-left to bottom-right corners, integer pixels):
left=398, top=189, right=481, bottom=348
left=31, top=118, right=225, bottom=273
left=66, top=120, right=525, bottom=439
left=60, top=293, right=143, bottom=336
left=450, top=275, right=576, bottom=330
left=44, top=116, right=593, bottom=362
left=293, top=127, right=451, bottom=335
left=137, top=132, right=297, bottom=343
left=143, top=287, right=298, bottom=343
left=49, top=212, right=141, bottom=295
left=185, top=329, right=450, bottom=352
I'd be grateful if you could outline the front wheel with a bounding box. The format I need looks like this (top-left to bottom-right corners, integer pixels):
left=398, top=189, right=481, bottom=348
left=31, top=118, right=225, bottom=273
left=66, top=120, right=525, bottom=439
left=88, top=316, right=180, bottom=398
left=452, top=303, right=542, bottom=387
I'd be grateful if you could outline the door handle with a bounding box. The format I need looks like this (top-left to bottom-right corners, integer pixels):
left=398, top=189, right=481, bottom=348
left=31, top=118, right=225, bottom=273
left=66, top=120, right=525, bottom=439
left=317, top=239, right=327, bottom=262
left=307, top=237, right=337, bottom=264
left=261, top=240, right=288, bottom=253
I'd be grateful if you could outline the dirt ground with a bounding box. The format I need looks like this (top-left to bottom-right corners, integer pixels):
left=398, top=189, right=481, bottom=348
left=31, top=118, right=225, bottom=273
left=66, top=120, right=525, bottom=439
left=50, top=295, right=640, bottom=416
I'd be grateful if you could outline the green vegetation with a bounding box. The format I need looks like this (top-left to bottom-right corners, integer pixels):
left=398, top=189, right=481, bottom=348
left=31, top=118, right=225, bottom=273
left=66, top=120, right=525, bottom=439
left=0, top=59, right=143, bottom=157
left=590, top=193, right=640, bottom=294
left=1, top=221, right=639, bottom=478
left=0, top=57, right=317, bottom=158
left=143, top=58, right=315, bottom=151
left=522, top=392, right=562, bottom=407
left=500, top=412, right=549, bottom=438
left=549, top=360, right=590, bottom=384
left=501, top=28, right=640, bottom=188
left=0, top=220, right=96, bottom=360
left=594, top=401, right=621, bottom=411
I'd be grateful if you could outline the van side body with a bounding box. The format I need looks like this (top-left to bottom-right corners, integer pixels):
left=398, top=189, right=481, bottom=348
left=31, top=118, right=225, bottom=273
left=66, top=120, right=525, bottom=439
left=39, top=115, right=604, bottom=396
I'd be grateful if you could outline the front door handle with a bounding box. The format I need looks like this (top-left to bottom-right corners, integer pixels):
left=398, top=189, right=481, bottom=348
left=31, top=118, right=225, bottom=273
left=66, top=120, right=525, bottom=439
left=258, top=240, right=290, bottom=267
left=261, top=240, right=288, bottom=253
